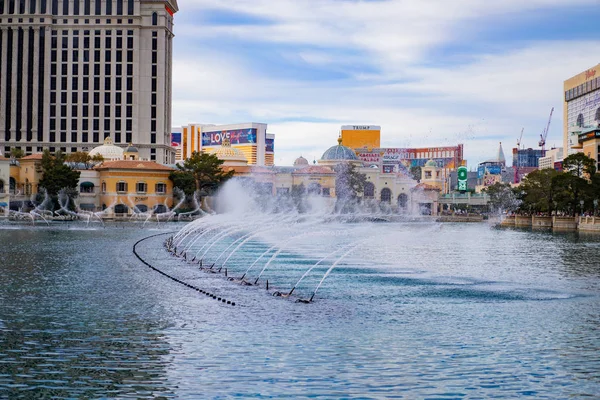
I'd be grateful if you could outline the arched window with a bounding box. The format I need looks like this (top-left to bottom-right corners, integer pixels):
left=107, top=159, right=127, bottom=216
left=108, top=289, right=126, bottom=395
left=151, top=11, right=157, bottom=25
left=398, top=193, right=408, bottom=209
left=0, top=180, right=5, bottom=193
left=381, top=188, right=392, bottom=203
left=114, top=204, right=129, bottom=214
left=577, top=113, right=584, bottom=127
left=29, top=0, right=36, bottom=14
left=80, top=181, right=95, bottom=193
left=364, top=182, right=375, bottom=198
left=127, top=0, right=133, bottom=15
left=116, top=181, right=128, bottom=192
left=136, top=181, right=147, bottom=193
left=155, top=182, right=166, bottom=193
left=101, top=181, right=106, bottom=193
left=135, top=204, right=148, bottom=212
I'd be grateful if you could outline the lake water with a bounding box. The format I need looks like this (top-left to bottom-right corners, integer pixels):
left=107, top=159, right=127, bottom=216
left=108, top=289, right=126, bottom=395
left=1, top=219, right=599, bottom=398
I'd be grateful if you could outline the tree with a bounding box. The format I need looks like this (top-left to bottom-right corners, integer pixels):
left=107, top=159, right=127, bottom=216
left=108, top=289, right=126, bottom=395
left=563, top=152, right=596, bottom=178
left=409, top=166, right=422, bottom=182
left=334, top=162, right=367, bottom=213
left=38, top=150, right=81, bottom=210
left=66, top=151, right=103, bottom=169
left=171, top=151, right=234, bottom=195
left=169, top=170, right=196, bottom=196
left=482, top=182, right=519, bottom=213
left=518, top=169, right=560, bottom=214
left=560, top=153, right=596, bottom=215
left=9, top=147, right=24, bottom=159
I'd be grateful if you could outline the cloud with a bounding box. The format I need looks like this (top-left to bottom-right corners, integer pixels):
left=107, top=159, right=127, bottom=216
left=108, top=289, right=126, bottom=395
left=171, top=0, right=600, bottom=167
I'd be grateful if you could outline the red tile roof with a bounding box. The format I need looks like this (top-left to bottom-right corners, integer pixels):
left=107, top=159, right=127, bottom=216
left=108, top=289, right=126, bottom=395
left=95, top=160, right=174, bottom=171
left=21, top=153, right=44, bottom=160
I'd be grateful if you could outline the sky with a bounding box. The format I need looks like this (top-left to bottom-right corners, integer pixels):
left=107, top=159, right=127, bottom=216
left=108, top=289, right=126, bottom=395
left=170, top=0, right=600, bottom=169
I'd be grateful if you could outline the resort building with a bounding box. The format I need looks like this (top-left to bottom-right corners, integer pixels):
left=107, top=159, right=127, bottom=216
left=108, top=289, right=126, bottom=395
left=0, top=0, right=179, bottom=164
left=563, top=64, right=600, bottom=156
left=538, top=148, right=563, bottom=170
left=211, top=137, right=445, bottom=215
left=571, top=127, right=600, bottom=173
left=5, top=138, right=174, bottom=215
left=174, top=122, right=275, bottom=166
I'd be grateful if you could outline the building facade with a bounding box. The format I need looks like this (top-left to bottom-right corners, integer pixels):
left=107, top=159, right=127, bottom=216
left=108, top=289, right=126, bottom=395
left=0, top=0, right=178, bottom=163
left=563, top=64, right=600, bottom=156
left=340, top=125, right=381, bottom=150
left=538, top=147, right=563, bottom=170
left=175, top=122, right=275, bottom=166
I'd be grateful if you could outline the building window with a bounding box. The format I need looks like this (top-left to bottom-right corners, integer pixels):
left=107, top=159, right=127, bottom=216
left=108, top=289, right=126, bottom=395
left=155, top=183, right=166, bottom=194
left=364, top=182, right=375, bottom=198
left=152, top=12, right=157, bottom=25
left=116, top=181, right=127, bottom=193
left=136, top=182, right=147, bottom=193
left=80, top=182, right=95, bottom=193
left=381, top=188, right=392, bottom=203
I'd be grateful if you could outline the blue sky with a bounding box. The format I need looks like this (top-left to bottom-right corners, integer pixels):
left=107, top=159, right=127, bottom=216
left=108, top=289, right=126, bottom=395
left=171, top=0, right=600, bottom=168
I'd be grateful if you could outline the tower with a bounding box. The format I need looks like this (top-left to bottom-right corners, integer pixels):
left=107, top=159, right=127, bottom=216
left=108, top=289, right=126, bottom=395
left=0, top=0, right=178, bottom=163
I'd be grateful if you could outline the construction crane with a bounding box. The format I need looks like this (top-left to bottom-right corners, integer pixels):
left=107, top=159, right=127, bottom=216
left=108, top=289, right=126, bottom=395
left=514, top=128, right=524, bottom=184
left=517, top=127, right=524, bottom=150
left=539, top=107, right=554, bottom=157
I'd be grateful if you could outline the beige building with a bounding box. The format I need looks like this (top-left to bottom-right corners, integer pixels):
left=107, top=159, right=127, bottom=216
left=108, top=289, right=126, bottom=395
left=538, top=148, right=563, bottom=170
left=0, top=0, right=179, bottom=163
left=563, top=64, right=600, bottom=156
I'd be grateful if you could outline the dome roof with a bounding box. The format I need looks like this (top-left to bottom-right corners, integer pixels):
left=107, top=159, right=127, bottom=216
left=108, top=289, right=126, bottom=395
left=320, top=138, right=360, bottom=162
left=294, top=156, right=309, bottom=166
left=89, top=137, right=124, bottom=161
left=210, top=138, right=248, bottom=165
left=424, top=159, right=437, bottom=167
left=125, top=144, right=139, bottom=153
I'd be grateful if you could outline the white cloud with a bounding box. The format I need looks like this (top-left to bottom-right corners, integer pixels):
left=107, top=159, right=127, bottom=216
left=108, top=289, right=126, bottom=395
left=171, top=0, right=599, bottom=167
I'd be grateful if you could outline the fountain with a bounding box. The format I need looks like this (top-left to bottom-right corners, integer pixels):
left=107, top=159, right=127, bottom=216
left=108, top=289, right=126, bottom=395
left=164, top=178, right=433, bottom=303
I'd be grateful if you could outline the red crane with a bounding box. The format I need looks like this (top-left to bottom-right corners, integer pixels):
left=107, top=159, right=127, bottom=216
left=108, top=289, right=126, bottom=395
left=539, top=107, right=554, bottom=157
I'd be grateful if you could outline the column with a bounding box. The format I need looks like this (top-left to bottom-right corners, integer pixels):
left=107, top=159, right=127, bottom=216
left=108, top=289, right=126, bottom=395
left=10, top=27, right=18, bottom=142
left=0, top=28, right=7, bottom=140
left=31, top=25, right=40, bottom=142
left=20, top=27, right=29, bottom=142
left=43, top=26, right=51, bottom=145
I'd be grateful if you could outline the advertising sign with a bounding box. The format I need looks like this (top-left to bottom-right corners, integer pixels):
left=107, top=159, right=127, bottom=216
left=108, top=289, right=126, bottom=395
left=202, top=128, right=258, bottom=146
left=457, top=166, right=468, bottom=191
left=382, top=165, right=395, bottom=174
left=357, top=151, right=381, bottom=164
left=171, top=132, right=181, bottom=147
left=265, top=138, right=274, bottom=152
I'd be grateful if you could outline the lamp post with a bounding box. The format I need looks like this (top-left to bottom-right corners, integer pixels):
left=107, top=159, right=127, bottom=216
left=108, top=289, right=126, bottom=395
left=594, top=199, right=598, bottom=217
left=580, top=199, right=585, bottom=217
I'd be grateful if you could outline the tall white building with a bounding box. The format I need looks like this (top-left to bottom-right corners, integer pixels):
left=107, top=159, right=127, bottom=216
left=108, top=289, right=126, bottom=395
left=0, top=0, right=178, bottom=163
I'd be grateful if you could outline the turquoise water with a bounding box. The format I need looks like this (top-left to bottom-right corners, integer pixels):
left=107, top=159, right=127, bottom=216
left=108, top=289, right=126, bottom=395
left=1, top=220, right=599, bottom=398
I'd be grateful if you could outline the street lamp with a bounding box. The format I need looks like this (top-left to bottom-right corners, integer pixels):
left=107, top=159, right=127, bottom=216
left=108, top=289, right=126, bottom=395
left=580, top=199, right=585, bottom=216
left=594, top=199, right=598, bottom=217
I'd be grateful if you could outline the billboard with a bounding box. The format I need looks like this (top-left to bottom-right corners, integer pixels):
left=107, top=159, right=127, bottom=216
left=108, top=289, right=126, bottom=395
left=265, top=138, right=274, bottom=153
left=171, top=132, right=181, bottom=147
left=457, top=166, right=468, bottom=191
left=202, top=128, right=258, bottom=146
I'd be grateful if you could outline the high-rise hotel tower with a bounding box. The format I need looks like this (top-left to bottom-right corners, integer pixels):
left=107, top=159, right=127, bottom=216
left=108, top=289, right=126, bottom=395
left=0, top=0, right=178, bottom=163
